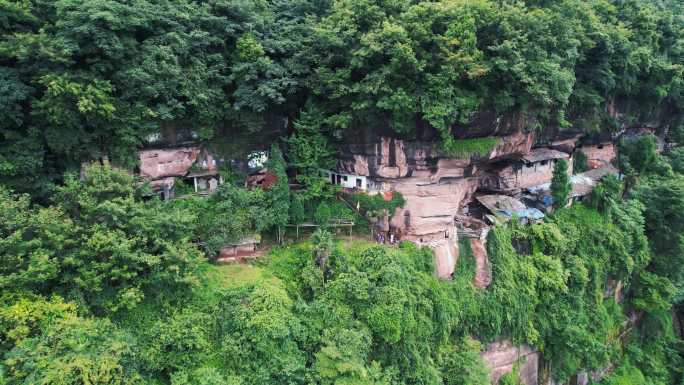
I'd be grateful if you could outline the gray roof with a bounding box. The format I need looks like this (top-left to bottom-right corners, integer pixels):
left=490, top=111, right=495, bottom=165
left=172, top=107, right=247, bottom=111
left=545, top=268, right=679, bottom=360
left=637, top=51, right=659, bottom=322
left=571, top=165, right=619, bottom=197
left=522, top=148, right=570, bottom=163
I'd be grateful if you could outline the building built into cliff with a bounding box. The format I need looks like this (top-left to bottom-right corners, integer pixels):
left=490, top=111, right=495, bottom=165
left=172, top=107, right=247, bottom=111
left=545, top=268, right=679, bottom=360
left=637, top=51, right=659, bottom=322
left=324, top=130, right=624, bottom=282
left=481, top=148, right=571, bottom=193
left=138, top=145, right=223, bottom=199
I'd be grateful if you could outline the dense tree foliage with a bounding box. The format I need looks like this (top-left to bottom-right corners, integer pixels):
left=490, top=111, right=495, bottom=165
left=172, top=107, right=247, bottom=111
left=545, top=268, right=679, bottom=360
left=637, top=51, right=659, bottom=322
left=0, top=164, right=204, bottom=314
left=1, top=160, right=683, bottom=384
left=1, top=0, right=682, bottom=196
left=551, top=158, right=571, bottom=209
left=2, top=0, right=684, bottom=384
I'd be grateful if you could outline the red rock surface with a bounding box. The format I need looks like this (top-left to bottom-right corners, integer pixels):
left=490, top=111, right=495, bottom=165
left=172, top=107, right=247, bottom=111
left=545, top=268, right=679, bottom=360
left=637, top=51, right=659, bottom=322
left=139, top=147, right=200, bottom=179
left=431, top=239, right=458, bottom=279
left=471, top=238, right=491, bottom=288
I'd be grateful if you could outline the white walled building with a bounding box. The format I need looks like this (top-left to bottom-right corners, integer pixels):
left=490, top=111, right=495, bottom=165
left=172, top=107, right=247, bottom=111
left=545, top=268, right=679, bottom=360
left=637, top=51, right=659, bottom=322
left=323, top=170, right=368, bottom=190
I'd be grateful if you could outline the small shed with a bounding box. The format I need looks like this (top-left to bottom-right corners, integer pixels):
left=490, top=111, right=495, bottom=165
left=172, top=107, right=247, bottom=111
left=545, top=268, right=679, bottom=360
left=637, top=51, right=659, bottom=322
left=521, top=148, right=570, bottom=164
left=219, top=235, right=261, bottom=258
left=324, top=170, right=369, bottom=190
left=186, top=170, right=223, bottom=193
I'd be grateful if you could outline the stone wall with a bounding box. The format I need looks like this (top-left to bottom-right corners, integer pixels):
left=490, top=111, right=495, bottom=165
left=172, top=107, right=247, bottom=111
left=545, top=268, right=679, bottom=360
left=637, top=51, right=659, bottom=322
left=336, top=132, right=536, bottom=180
left=578, top=143, right=616, bottom=169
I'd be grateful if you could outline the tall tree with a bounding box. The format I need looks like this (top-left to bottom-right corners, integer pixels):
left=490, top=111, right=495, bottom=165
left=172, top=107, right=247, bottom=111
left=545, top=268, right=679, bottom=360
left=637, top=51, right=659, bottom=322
left=551, top=159, right=571, bottom=209
left=265, top=144, right=290, bottom=239
left=0, top=164, right=204, bottom=313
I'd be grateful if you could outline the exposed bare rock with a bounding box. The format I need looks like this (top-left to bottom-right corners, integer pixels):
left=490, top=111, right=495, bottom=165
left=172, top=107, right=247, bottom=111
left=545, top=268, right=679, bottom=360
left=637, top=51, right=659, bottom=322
left=482, top=340, right=539, bottom=385
left=337, top=131, right=537, bottom=179
left=336, top=137, right=410, bottom=177
left=388, top=177, right=479, bottom=240
left=430, top=239, right=458, bottom=279
left=375, top=137, right=409, bottom=178
left=139, top=147, right=199, bottom=179
left=471, top=238, right=491, bottom=288
left=487, top=131, right=536, bottom=160
left=335, top=131, right=541, bottom=242
left=452, top=107, right=537, bottom=138
left=431, top=158, right=471, bottom=180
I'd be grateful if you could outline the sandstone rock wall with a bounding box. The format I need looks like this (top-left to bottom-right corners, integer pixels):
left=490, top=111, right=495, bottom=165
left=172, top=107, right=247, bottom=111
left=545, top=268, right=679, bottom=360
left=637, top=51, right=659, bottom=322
left=431, top=239, right=458, bottom=279
left=140, top=147, right=199, bottom=179
left=471, top=238, right=492, bottom=288
left=388, top=177, right=479, bottom=241
left=482, top=340, right=539, bottom=385
left=339, top=132, right=540, bottom=241
left=139, top=146, right=218, bottom=181
left=337, top=132, right=536, bottom=180
left=486, top=131, right=536, bottom=160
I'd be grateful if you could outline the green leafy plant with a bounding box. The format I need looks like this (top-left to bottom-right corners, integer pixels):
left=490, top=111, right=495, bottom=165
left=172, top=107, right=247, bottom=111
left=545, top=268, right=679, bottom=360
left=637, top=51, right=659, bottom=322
left=551, top=159, right=571, bottom=209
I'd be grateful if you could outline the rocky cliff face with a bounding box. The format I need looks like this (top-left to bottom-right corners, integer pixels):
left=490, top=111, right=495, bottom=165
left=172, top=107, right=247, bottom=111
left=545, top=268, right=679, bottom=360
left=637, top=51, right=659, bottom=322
left=337, top=131, right=538, bottom=243
left=335, top=131, right=543, bottom=285
left=481, top=340, right=539, bottom=385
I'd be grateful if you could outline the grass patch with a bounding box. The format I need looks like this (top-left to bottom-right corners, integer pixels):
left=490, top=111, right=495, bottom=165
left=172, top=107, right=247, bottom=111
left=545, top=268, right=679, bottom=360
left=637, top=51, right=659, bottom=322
left=443, top=136, right=502, bottom=158
left=205, top=263, right=277, bottom=290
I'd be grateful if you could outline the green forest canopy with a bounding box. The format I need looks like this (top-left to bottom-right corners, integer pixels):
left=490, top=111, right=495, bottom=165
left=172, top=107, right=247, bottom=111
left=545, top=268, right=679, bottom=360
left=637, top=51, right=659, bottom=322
left=2, top=150, right=684, bottom=384
left=1, top=0, right=683, bottom=196
left=2, top=0, right=684, bottom=384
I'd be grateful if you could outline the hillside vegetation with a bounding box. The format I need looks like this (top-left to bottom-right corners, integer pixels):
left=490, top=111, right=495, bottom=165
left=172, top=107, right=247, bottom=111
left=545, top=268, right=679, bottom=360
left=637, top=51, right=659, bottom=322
left=1, top=0, right=683, bottom=196
left=0, top=138, right=683, bottom=384
left=1, top=0, right=684, bottom=384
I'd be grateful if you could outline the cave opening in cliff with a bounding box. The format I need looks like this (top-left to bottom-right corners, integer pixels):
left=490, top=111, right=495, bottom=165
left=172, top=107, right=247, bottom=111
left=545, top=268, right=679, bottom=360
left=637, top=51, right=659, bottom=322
left=464, top=198, right=489, bottom=221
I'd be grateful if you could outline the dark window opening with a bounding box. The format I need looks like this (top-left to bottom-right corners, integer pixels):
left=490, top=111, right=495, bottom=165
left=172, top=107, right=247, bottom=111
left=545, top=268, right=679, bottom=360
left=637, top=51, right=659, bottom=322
left=376, top=144, right=382, bottom=165
left=388, top=138, right=397, bottom=167
left=426, top=156, right=438, bottom=169
left=540, top=160, right=548, bottom=166
left=356, top=178, right=362, bottom=188
left=343, top=175, right=348, bottom=182
left=330, top=173, right=335, bottom=184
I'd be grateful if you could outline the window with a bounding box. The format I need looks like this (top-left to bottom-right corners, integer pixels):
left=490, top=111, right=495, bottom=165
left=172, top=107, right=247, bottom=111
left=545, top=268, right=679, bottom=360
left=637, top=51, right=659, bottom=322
left=540, top=160, right=548, bottom=166
left=336, top=175, right=342, bottom=184
left=356, top=178, right=362, bottom=188
left=343, top=175, right=348, bottom=182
